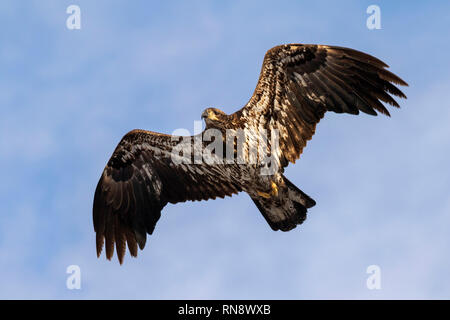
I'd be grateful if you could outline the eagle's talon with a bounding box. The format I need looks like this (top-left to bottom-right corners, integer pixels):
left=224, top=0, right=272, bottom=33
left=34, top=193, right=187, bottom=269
left=257, top=182, right=278, bottom=199
left=257, top=191, right=271, bottom=199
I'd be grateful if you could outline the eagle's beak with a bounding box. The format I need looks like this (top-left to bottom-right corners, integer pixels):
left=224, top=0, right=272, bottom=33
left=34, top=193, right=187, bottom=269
left=202, top=110, right=219, bottom=121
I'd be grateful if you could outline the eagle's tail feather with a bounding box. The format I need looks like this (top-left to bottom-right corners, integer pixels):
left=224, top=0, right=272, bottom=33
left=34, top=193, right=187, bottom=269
left=250, top=176, right=316, bottom=231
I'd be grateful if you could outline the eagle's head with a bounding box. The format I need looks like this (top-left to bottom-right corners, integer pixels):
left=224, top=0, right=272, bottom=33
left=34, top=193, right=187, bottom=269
left=201, top=108, right=228, bottom=128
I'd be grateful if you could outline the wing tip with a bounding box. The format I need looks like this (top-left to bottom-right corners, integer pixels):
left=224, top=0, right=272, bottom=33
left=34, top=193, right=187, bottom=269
left=95, top=226, right=144, bottom=264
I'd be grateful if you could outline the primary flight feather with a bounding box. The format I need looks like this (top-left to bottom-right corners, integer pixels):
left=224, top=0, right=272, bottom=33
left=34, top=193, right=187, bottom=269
left=93, top=44, right=408, bottom=264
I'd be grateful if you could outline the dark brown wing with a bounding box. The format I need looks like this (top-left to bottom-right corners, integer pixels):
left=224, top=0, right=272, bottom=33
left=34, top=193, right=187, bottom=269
left=235, top=44, right=408, bottom=166
left=93, top=129, right=240, bottom=264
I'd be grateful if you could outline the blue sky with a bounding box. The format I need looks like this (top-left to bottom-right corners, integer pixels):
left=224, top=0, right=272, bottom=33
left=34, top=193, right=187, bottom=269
left=0, top=0, right=449, bottom=299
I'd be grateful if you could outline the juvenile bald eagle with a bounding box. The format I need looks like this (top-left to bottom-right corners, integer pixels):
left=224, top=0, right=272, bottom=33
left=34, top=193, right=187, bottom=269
left=93, top=44, right=407, bottom=263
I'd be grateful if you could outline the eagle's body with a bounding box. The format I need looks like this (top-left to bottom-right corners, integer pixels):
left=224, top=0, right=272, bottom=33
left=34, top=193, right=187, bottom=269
left=93, top=44, right=407, bottom=263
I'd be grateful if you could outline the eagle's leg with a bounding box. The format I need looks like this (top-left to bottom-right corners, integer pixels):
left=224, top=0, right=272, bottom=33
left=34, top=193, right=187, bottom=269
left=257, top=181, right=279, bottom=199
left=270, top=181, right=278, bottom=196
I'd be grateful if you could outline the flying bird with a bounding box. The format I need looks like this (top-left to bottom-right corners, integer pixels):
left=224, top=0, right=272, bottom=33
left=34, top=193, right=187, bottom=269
left=93, top=44, right=408, bottom=264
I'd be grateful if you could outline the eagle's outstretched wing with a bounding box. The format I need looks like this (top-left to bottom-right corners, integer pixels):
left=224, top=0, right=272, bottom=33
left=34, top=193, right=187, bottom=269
left=93, top=129, right=241, bottom=263
left=236, top=44, right=408, bottom=166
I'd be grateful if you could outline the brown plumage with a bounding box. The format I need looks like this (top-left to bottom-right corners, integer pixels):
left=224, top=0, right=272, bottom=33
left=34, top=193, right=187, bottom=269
left=93, top=44, right=408, bottom=263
